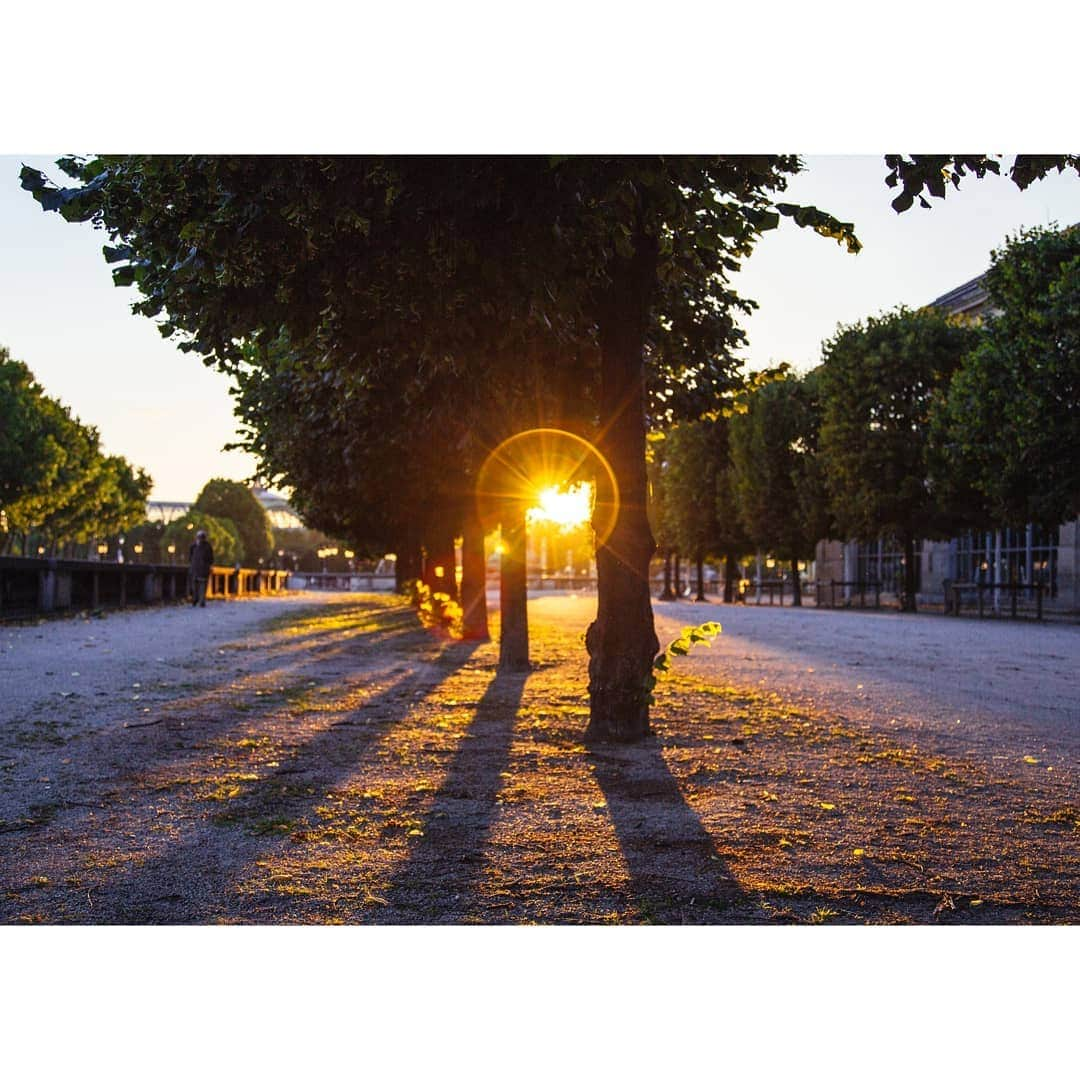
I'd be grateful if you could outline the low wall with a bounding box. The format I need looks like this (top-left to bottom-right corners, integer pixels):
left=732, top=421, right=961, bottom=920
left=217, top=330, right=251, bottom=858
left=0, top=557, right=289, bottom=620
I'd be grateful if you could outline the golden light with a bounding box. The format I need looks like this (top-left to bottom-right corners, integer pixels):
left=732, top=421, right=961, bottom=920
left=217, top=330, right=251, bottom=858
left=344, top=550, right=355, bottom=559
left=475, top=428, right=619, bottom=546
left=527, top=482, right=594, bottom=530
left=97, top=543, right=108, bottom=555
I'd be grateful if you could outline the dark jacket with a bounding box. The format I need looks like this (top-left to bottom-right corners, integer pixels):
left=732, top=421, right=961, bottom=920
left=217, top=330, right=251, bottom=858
left=189, top=538, right=214, bottom=578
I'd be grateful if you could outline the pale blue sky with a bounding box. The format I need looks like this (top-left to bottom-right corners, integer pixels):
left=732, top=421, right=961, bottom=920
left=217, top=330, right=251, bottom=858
left=3, top=155, right=1080, bottom=501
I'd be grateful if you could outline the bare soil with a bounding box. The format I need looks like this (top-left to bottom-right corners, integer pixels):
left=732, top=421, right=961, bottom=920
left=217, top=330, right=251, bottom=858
left=1, top=593, right=1076, bottom=924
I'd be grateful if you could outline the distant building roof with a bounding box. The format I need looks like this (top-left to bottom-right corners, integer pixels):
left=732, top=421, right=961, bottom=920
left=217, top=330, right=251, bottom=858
left=147, top=488, right=305, bottom=530
left=929, top=273, right=992, bottom=317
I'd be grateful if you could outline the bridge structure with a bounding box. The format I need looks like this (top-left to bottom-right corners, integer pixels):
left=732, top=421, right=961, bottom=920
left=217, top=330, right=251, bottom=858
left=146, top=488, right=305, bottom=530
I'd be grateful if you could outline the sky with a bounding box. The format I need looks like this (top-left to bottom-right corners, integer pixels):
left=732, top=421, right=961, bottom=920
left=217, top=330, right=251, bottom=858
left=3, top=154, right=1080, bottom=502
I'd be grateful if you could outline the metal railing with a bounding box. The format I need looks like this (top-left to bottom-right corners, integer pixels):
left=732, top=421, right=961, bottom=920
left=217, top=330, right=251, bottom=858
left=814, top=579, right=883, bottom=610
left=0, top=556, right=288, bottom=620
left=944, top=580, right=1046, bottom=620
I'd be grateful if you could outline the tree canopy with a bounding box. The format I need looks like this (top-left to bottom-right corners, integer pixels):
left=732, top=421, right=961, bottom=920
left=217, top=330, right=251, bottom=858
left=818, top=307, right=980, bottom=609
left=193, top=478, right=274, bottom=565
left=1, top=346, right=151, bottom=555
left=940, top=224, right=1080, bottom=528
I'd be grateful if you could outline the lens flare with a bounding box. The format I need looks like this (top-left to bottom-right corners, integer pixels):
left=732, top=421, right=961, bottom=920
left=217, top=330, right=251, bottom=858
left=476, top=428, right=619, bottom=545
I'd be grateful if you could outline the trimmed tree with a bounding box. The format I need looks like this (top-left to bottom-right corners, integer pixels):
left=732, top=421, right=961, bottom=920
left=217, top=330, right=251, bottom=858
left=193, top=478, right=273, bottom=565
left=729, top=370, right=827, bottom=606
left=939, top=223, right=1080, bottom=527
left=818, top=307, right=979, bottom=611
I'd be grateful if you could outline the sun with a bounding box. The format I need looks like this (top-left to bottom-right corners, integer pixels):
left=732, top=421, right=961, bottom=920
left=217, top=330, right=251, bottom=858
left=527, top=482, right=593, bottom=529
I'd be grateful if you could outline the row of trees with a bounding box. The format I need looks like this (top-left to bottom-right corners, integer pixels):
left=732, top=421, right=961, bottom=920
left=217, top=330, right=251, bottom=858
left=0, top=346, right=152, bottom=557
left=652, top=224, right=1080, bottom=613
left=22, top=155, right=1078, bottom=741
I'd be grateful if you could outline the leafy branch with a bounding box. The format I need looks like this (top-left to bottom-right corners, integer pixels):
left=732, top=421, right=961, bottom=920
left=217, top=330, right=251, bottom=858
left=646, top=620, right=722, bottom=704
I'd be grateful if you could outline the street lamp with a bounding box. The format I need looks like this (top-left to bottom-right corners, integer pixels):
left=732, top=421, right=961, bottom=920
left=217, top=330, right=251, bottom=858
left=167, top=543, right=176, bottom=565
left=97, top=542, right=108, bottom=560
left=133, top=543, right=143, bottom=563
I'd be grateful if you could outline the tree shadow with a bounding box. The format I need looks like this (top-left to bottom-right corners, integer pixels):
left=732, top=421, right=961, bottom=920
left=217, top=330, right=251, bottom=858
left=0, top=639, right=484, bottom=924
left=590, top=736, right=753, bottom=923
left=376, top=669, right=529, bottom=923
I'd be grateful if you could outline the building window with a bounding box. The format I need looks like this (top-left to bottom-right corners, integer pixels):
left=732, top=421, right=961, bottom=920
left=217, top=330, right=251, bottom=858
left=855, top=539, right=922, bottom=593
left=955, top=527, right=1057, bottom=597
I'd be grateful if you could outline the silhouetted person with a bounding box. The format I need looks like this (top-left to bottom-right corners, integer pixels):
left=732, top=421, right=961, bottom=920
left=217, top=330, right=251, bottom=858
left=189, top=529, right=214, bottom=608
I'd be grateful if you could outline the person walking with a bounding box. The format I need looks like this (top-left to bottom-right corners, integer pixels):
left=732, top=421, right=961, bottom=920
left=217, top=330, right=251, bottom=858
left=189, top=529, right=214, bottom=608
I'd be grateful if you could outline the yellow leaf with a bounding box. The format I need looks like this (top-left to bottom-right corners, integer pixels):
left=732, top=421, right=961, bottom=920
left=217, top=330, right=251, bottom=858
left=778, top=838, right=792, bottom=847
left=1022, top=756, right=1040, bottom=765
left=820, top=802, right=836, bottom=811
left=853, top=848, right=865, bottom=857
left=970, top=899, right=983, bottom=906
left=407, top=828, right=423, bottom=837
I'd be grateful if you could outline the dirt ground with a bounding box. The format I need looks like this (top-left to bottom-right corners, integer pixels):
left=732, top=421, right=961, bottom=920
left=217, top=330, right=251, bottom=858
left=1, top=592, right=1076, bottom=924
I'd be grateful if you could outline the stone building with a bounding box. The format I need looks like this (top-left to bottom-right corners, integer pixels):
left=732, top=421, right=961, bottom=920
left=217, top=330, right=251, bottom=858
left=814, top=271, right=1079, bottom=613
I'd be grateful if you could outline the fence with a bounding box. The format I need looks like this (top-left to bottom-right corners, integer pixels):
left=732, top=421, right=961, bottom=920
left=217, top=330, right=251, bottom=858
left=0, top=556, right=289, bottom=620
left=944, top=580, right=1046, bottom=620
left=814, top=579, right=883, bottom=610
left=288, top=572, right=396, bottom=592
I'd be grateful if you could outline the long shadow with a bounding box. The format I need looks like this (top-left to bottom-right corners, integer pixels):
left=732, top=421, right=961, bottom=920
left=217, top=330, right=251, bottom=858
left=377, top=669, right=529, bottom=923
left=590, top=736, right=754, bottom=923
left=1, top=606, right=436, bottom=831
left=0, top=638, right=483, bottom=923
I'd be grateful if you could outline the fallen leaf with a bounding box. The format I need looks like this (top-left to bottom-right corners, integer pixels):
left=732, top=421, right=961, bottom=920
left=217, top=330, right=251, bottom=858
left=820, top=802, right=836, bottom=811
left=1022, top=756, right=1040, bottom=765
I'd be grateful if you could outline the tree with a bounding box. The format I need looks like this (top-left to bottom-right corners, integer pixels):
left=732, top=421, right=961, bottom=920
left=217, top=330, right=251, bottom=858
left=661, top=421, right=722, bottom=601
left=0, top=348, right=67, bottom=515
left=818, top=307, right=979, bottom=611
left=1, top=348, right=151, bottom=556
left=729, top=370, right=828, bottom=606
left=193, top=478, right=273, bottom=565
left=646, top=433, right=676, bottom=600
left=23, top=153, right=1078, bottom=741
left=939, top=224, right=1080, bottom=527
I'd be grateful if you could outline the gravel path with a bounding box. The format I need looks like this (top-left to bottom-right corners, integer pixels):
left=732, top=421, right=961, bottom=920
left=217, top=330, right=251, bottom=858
left=1, top=592, right=1076, bottom=925
left=535, top=594, right=1080, bottom=770
left=0, top=593, right=324, bottom=735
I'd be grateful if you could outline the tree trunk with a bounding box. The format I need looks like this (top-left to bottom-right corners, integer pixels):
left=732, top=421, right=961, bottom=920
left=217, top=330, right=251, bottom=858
left=460, top=505, right=489, bottom=641
left=659, top=549, right=674, bottom=600
left=394, top=539, right=421, bottom=592
left=901, top=533, right=918, bottom=613
left=695, top=552, right=706, bottom=601
left=723, top=553, right=737, bottom=603
left=585, top=235, right=660, bottom=743
left=673, top=552, right=682, bottom=598
left=498, top=502, right=529, bottom=671
left=790, top=557, right=802, bottom=607
left=424, top=525, right=459, bottom=602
